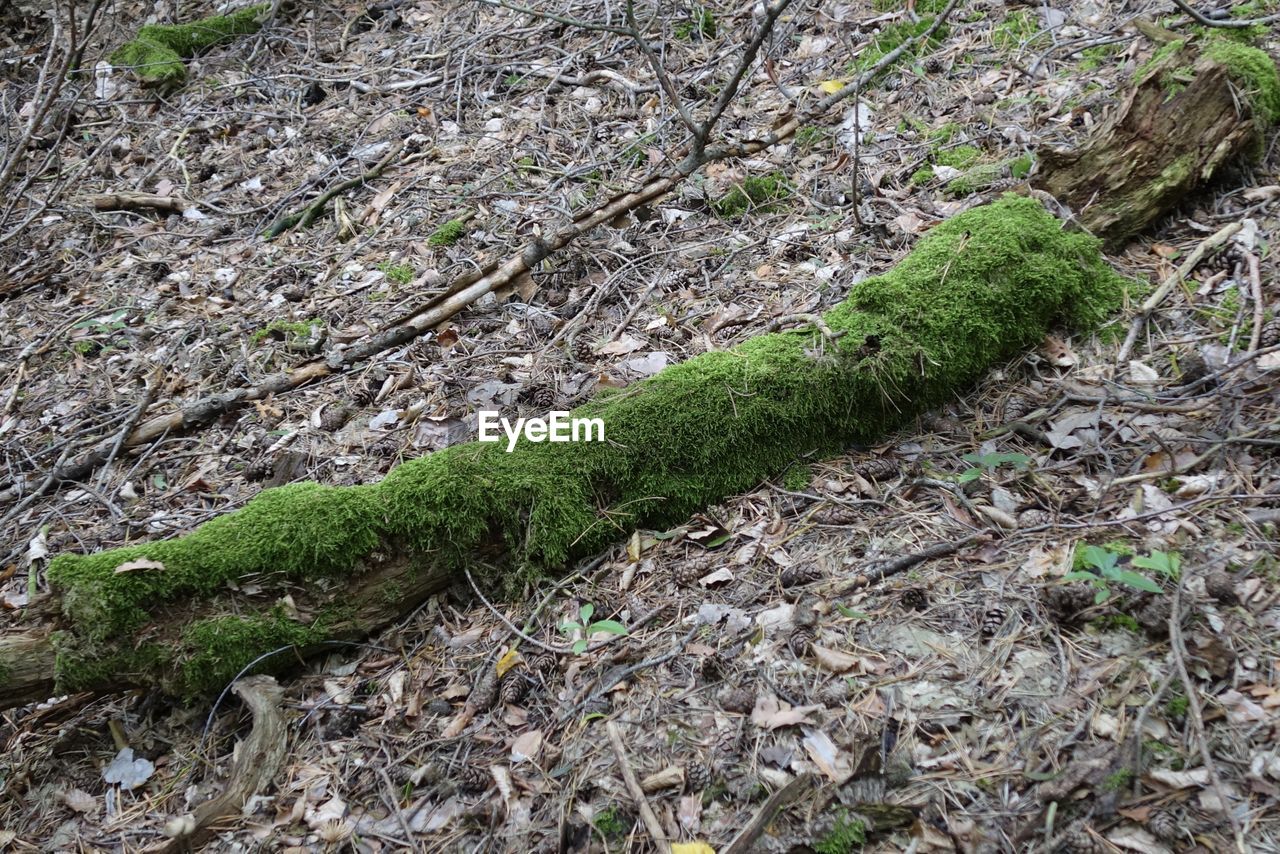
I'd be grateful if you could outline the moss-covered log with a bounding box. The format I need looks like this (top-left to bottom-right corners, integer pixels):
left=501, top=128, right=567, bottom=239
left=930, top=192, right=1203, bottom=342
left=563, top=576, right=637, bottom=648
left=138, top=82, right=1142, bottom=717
left=0, top=195, right=1128, bottom=706
left=1035, top=34, right=1280, bottom=250
left=110, top=3, right=270, bottom=86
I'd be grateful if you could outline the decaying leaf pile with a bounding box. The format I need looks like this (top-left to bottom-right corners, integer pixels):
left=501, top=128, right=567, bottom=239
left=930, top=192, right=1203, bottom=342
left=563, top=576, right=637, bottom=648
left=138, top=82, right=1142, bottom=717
left=2, top=0, right=1280, bottom=851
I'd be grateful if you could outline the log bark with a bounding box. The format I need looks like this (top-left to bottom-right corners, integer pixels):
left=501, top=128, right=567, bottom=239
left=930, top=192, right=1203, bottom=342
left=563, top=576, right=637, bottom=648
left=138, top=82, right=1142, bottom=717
left=1035, top=33, right=1280, bottom=250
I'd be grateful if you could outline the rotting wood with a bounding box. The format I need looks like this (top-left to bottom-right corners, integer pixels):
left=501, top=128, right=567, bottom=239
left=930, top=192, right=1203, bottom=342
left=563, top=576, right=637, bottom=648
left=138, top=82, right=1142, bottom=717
left=159, top=676, right=288, bottom=853
left=1035, top=33, right=1280, bottom=250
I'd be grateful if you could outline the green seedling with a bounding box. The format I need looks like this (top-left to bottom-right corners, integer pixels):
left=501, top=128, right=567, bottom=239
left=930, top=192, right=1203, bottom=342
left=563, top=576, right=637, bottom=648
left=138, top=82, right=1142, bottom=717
left=958, top=451, right=1031, bottom=483
left=557, top=603, right=627, bottom=653
left=1064, top=545, right=1165, bottom=604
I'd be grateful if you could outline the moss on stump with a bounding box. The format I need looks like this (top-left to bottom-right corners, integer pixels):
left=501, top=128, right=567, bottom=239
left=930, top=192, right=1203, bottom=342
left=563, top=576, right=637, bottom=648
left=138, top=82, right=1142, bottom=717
left=42, top=195, right=1128, bottom=698
left=111, top=3, right=270, bottom=86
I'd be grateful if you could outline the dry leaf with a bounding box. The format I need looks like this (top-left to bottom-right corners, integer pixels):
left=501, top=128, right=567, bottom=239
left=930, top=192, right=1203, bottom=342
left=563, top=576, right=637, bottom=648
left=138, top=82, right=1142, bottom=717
left=510, top=730, right=543, bottom=763
left=114, top=557, right=165, bottom=574
left=811, top=645, right=860, bottom=674
left=751, top=693, right=820, bottom=730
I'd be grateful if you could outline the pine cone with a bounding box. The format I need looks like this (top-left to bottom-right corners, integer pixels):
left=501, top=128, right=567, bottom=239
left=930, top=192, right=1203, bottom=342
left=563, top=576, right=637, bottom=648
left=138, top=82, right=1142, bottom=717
left=1056, top=823, right=1104, bottom=853
left=529, top=384, right=556, bottom=411
left=980, top=600, right=1007, bottom=638
left=1018, top=508, right=1053, bottom=528
left=780, top=564, right=821, bottom=588
left=1131, top=591, right=1172, bottom=639
left=1204, top=569, right=1238, bottom=605
left=713, top=723, right=741, bottom=757
left=469, top=668, right=499, bottom=711
left=923, top=55, right=945, bottom=74
left=1177, top=351, right=1210, bottom=387
left=812, top=502, right=862, bottom=525
left=1042, top=583, right=1096, bottom=626
left=1259, top=316, right=1280, bottom=349
left=527, top=650, right=558, bottom=675
left=1147, top=806, right=1181, bottom=843
left=852, top=457, right=901, bottom=482
left=900, top=588, right=929, bottom=611
left=572, top=337, right=595, bottom=363
left=1002, top=392, right=1039, bottom=422
left=499, top=673, right=529, bottom=706
left=371, top=436, right=401, bottom=458
left=818, top=679, right=851, bottom=707
left=456, top=764, right=490, bottom=793
left=718, top=685, right=755, bottom=714
left=787, top=624, right=815, bottom=657
left=684, top=761, right=712, bottom=793
left=318, top=404, right=354, bottom=432
left=244, top=457, right=273, bottom=482
left=672, top=552, right=716, bottom=586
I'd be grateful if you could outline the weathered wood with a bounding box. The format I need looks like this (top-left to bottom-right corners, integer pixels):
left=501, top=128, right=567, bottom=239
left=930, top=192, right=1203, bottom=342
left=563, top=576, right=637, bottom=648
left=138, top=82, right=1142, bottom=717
left=1035, top=36, right=1279, bottom=249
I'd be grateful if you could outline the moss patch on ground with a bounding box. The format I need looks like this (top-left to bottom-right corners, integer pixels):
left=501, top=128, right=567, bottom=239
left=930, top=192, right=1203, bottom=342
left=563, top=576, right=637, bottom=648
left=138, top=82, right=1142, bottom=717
left=111, top=3, right=269, bottom=86
left=45, top=195, right=1129, bottom=698
left=711, top=172, right=793, bottom=218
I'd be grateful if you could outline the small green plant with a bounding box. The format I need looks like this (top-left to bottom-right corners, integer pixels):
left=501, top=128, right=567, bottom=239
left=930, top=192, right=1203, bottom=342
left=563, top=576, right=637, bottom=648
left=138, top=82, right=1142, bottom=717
left=593, top=804, right=629, bottom=838
left=1064, top=545, right=1175, bottom=604
left=675, top=6, right=717, bottom=40
left=377, top=260, right=414, bottom=285
left=250, top=318, right=323, bottom=345
left=782, top=464, right=811, bottom=490
left=558, top=603, right=628, bottom=653
left=910, top=166, right=935, bottom=185
left=795, top=126, right=827, bottom=149
left=935, top=144, right=981, bottom=169
left=958, top=451, right=1031, bottom=483
left=428, top=218, right=467, bottom=247
left=1102, top=768, right=1133, bottom=792
left=815, top=808, right=867, bottom=854
left=711, top=172, right=792, bottom=218
left=1165, top=689, right=1189, bottom=719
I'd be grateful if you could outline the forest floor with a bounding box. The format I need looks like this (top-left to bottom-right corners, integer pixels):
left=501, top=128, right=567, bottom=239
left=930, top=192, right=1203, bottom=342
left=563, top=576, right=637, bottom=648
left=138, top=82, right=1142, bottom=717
left=1, top=0, right=1279, bottom=851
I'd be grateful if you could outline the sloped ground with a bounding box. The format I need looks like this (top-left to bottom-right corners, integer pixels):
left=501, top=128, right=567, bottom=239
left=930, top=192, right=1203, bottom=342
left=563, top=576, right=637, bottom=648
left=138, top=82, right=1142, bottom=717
left=1, top=0, right=1279, bottom=851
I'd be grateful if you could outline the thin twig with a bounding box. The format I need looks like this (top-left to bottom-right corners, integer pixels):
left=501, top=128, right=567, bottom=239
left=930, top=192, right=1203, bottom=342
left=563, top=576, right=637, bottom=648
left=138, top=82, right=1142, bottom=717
left=1247, top=251, right=1264, bottom=354
left=1167, top=571, right=1248, bottom=851
left=1168, top=0, right=1280, bottom=28
left=721, top=773, right=814, bottom=854
left=1116, top=221, right=1241, bottom=363
left=606, top=720, right=669, bottom=850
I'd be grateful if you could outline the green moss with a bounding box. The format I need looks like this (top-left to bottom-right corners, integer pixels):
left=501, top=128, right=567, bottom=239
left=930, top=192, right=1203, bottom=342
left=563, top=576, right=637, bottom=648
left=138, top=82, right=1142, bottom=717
left=110, top=3, right=269, bottom=86
left=1078, top=44, right=1120, bottom=72
left=377, top=260, right=415, bottom=285
left=593, top=805, right=630, bottom=838
left=428, top=218, right=467, bottom=247
left=929, top=122, right=963, bottom=142
left=1165, top=691, right=1189, bottom=718
left=251, top=318, right=323, bottom=345
left=47, top=196, right=1129, bottom=697
left=873, top=0, right=948, bottom=10
left=935, top=145, right=981, bottom=169
left=851, top=18, right=948, bottom=74
left=1103, top=768, right=1134, bottom=792
left=993, top=9, right=1046, bottom=53
left=816, top=809, right=867, bottom=854
left=782, top=464, right=811, bottom=490
left=1009, top=154, right=1034, bottom=179
left=675, top=6, right=717, bottom=40
left=178, top=608, right=332, bottom=696
left=910, top=166, right=935, bottom=186
left=711, top=172, right=793, bottom=218
left=1203, top=40, right=1280, bottom=124
left=795, top=126, right=828, bottom=150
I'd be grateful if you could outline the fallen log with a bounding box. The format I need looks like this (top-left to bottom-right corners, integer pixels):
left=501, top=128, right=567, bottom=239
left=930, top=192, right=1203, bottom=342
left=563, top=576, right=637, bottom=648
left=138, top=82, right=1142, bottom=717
left=4, top=34, right=1278, bottom=709
left=3, top=194, right=1127, bottom=705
